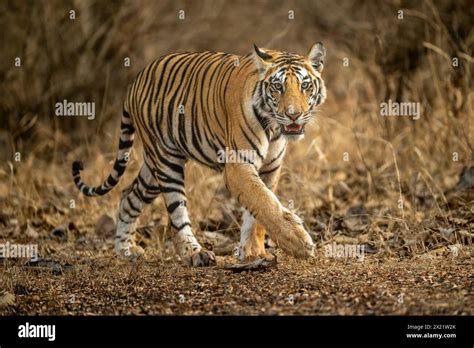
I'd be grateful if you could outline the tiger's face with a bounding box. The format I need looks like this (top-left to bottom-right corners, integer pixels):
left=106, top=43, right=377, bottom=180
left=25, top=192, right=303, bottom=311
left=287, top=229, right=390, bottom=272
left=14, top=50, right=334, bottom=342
left=253, top=43, right=327, bottom=141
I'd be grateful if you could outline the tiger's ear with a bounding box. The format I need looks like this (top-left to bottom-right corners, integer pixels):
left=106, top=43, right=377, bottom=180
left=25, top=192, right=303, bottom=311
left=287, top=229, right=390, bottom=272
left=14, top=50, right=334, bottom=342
left=307, top=42, right=326, bottom=72
left=253, top=44, right=273, bottom=72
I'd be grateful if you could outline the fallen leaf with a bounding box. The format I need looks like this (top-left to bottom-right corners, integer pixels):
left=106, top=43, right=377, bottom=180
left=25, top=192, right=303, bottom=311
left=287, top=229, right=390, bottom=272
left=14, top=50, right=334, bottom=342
left=0, top=292, right=15, bottom=307
left=225, top=256, right=277, bottom=273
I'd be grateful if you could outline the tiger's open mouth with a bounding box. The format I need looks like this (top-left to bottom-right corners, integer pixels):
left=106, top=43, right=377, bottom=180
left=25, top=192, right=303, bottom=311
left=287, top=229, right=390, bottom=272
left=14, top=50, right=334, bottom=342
left=282, top=123, right=304, bottom=135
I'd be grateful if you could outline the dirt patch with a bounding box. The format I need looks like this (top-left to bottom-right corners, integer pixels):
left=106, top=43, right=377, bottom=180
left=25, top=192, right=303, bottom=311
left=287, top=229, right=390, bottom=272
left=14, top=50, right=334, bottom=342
left=1, top=249, right=472, bottom=315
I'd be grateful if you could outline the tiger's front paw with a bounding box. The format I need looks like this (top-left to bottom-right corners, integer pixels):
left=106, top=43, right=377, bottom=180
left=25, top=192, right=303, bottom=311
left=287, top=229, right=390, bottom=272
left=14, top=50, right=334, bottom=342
left=268, top=209, right=315, bottom=259
left=184, top=249, right=216, bottom=267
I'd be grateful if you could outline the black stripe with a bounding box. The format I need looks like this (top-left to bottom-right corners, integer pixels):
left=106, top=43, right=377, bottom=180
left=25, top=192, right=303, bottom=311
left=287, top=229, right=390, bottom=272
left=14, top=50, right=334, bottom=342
left=154, top=150, right=184, bottom=177
left=170, top=221, right=191, bottom=231
left=240, top=103, right=261, bottom=146
left=113, top=159, right=127, bottom=176
left=106, top=175, right=118, bottom=187
left=121, top=122, right=134, bottom=135
left=160, top=186, right=186, bottom=195
left=94, top=186, right=108, bottom=195
left=118, top=211, right=134, bottom=224
left=240, top=125, right=263, bottom=160
left=126, top=195, right=141, bottom=213
left=157, top=173, right=184, bottom=187
left=267, top=146, right=286, bottom=165
left=122, top=205, right=140, bottom=219
left=167, top=200, right=185, bottom=214
left=137, top=174, right=160, bottom=193
left=133, top=183, right=157, bottom=204
left=259, top=165, right=280, bottom=176
left=119, top=139, right=133, bottom=150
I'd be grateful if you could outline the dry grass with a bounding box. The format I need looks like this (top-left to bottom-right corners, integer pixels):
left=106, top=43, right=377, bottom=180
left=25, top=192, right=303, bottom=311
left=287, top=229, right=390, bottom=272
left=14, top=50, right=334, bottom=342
left=0, top=0, right=473, bottom=315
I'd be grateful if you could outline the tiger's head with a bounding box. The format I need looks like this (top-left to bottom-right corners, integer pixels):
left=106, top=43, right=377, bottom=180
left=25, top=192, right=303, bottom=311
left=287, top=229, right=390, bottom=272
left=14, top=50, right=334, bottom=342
left=252, top=43, right=327, bottom=141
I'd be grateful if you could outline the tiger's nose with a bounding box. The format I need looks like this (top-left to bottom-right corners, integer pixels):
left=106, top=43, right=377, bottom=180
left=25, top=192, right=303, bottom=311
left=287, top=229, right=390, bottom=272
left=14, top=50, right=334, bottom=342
left=285, top=111, right=302, bottom=121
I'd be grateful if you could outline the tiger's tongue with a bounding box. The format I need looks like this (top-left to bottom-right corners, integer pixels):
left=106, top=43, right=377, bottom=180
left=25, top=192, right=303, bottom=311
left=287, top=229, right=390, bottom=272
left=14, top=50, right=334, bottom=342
left=286, top=124, right=301, bottom=131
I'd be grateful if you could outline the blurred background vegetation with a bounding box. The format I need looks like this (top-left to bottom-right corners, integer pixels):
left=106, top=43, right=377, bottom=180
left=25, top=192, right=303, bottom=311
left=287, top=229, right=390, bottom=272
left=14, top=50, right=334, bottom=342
left=0, top=0, right=472, bottom=256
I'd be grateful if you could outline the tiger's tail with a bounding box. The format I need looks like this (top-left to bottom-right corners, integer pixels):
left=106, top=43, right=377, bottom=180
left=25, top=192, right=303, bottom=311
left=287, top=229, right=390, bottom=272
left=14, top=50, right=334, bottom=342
left=72, top=106, right=135, bottom=197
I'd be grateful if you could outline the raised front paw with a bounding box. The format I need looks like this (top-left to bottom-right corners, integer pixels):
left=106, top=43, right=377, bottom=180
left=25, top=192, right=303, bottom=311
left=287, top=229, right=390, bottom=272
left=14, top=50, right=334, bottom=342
left=185, top=249, right=216, bottom=267
left=267, top=209, right=315, bottom=259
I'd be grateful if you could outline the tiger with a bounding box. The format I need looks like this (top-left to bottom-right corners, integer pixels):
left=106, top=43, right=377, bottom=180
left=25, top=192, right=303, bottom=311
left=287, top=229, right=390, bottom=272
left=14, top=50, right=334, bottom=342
left=72, top=42, right=327, bottom=267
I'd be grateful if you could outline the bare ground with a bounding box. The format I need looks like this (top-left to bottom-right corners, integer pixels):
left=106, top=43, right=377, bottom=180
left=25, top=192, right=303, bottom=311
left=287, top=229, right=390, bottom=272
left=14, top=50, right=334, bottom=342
left=1, top=248, right=472, bottom=316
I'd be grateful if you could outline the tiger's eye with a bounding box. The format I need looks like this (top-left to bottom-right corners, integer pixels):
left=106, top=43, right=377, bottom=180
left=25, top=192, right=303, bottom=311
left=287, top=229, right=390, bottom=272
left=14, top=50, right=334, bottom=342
left=273, top=83, right=283, bottom=92
left=301, top=81, right=310, bottom=89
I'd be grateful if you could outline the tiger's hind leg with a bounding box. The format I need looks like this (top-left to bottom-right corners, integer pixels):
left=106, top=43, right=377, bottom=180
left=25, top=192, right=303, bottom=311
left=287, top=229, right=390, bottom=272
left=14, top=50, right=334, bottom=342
left=151, top=152, right=215, bottom=267
left=239, top=211, right=270, bottom=262
left=115, top=163, right=160, bottom=258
